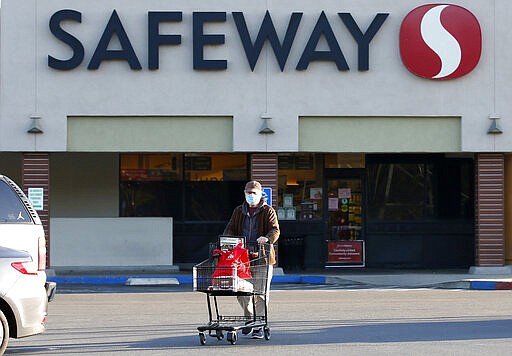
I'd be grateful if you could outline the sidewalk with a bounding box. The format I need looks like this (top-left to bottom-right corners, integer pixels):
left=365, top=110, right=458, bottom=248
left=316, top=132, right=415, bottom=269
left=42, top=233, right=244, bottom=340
left=315, top=270, right=512, bottom=290
left=46, top=267, right=512, bottom=290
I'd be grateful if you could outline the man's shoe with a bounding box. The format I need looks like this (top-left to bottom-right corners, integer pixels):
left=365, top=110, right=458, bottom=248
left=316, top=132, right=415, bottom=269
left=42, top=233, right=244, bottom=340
left=242, top=326, right=252, bottom=335
left=251, top=328, right=263, bottom=339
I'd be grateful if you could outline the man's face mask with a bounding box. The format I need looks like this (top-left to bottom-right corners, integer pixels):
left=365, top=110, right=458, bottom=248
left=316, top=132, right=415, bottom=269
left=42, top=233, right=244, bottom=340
left=245, top=190, right=262, bottom=205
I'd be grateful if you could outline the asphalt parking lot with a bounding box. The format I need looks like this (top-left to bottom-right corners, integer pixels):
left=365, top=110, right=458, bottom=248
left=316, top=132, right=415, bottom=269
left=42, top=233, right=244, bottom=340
left=7, top=287, right=512, bottom=355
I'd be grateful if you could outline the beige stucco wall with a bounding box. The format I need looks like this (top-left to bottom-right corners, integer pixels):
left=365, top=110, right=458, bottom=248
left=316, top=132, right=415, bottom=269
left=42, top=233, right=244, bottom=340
left=50, top=217, right=173, bottom=267
left=0, top=0, right=510, bottom=153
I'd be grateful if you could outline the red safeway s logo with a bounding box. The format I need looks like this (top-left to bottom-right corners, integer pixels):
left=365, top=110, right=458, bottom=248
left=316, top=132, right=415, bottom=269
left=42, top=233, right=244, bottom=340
left=400, top=4, right=481, bottom=80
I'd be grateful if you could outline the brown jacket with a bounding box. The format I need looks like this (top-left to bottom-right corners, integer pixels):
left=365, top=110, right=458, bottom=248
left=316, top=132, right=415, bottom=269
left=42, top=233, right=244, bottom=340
left=224, top=202, right=280, bottom=265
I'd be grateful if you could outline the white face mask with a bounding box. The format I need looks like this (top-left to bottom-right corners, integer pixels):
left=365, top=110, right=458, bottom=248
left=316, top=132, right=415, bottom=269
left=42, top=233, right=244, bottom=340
left=245, top=192, right=261, bottom=205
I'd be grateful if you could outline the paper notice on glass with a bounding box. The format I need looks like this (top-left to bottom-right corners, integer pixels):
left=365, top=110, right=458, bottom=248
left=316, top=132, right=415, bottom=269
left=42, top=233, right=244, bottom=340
left=338, top=188, right=351, bottom=199
left=285, top=207, right=296, bottom=220
left=328, top=198, right=339, bottom=211
left=310, top=187, right=322, bottom=199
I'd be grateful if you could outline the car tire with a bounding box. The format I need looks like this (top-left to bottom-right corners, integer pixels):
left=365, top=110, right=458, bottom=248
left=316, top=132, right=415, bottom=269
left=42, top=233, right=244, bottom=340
left=0, top=309, right=9, bottom=355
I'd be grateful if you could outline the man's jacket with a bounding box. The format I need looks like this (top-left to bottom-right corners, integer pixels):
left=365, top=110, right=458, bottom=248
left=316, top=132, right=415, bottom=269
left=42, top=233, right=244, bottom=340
left=224, top=200, right=280, bottom=265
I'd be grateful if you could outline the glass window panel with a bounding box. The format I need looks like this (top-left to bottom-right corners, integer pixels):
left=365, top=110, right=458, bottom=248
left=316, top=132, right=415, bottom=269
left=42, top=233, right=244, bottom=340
left=120, top=153, right=248, bottom=220
left=184, top=154, right=247, bottom=182
left=120, top=181, right=182, bottom=217
left=0, top=181, right=31, bottom=223
left=437, top=159, right=473, bottom=219
left=460, top=162, right=474, bottom=218
left=120, top=154, right=182, bottom=181
left=367, top=163, right=434, bottom=220
left=184, top=181, right=245, bottom=221
left=277, top=153, right=323, bottom=220
left=120, top=153, right=183, bottom=218
left=183, top=153, right=248, bottom=220
left=324, top=153, right=365, bottom=168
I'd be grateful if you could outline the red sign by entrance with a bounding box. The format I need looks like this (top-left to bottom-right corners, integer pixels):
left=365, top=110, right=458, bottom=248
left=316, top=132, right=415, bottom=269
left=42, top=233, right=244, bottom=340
left=327, top=240, right=364, bottom=266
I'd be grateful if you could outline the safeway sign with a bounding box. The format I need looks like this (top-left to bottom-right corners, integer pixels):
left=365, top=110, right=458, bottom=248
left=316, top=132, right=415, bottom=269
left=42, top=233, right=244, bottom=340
left=47, top=4, right=482, bottom=80
left=400, top=4, right=482, bottom=80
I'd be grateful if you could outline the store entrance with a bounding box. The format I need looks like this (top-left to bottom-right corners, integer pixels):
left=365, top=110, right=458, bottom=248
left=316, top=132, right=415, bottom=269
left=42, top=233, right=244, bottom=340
left=324, top=169, right=365, bottom=267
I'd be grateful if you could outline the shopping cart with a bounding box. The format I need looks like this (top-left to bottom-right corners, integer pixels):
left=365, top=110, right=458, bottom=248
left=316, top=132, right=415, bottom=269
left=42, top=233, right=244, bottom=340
left=193, top=235, right=272, bottom=345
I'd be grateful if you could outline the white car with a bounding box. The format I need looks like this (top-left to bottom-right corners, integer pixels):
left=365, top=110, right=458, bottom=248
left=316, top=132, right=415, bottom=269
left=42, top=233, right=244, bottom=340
left=0, top=175, right=56, bottom=354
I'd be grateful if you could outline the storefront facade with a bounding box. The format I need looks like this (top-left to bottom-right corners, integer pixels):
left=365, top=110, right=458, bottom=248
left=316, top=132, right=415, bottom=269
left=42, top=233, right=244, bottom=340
left=0, top=0, right=510, bottom=270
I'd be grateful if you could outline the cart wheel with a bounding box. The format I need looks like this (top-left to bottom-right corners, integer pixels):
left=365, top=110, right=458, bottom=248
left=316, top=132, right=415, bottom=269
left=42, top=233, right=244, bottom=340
left=264, top=326, right=271, bottom=340
left=199, top=332, right=207, bottom=345
left=227, top=331, right=237, bottom=345
left=216, top=330, right=224, bottom=340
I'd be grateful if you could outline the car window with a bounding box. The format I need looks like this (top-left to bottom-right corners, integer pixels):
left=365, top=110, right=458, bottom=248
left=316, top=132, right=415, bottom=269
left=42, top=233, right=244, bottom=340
left=0, top=180, right=31, bottom=223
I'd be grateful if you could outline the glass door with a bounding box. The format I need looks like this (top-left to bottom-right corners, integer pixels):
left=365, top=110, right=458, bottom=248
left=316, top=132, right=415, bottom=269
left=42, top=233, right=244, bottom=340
left=325, top=172, right=365, bottom=267
left=327, top=178, right=363, bottom=240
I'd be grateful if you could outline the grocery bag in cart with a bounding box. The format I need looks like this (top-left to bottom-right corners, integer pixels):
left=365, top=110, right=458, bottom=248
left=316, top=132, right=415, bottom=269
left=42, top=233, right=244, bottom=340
left=211, top=242, right=253, bottom=292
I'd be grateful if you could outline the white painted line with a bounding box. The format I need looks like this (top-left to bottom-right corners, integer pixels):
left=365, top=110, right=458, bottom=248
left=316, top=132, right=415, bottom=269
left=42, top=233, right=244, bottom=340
left=125, top=278, right=180, bottom=286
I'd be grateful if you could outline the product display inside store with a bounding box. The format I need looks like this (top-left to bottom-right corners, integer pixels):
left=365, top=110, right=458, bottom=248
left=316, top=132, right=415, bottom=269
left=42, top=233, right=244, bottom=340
left=277, top=153, right=323, bottom=221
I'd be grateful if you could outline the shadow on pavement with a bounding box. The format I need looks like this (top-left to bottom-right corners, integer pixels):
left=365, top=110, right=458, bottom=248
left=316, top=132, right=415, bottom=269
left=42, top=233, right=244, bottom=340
left=7, top=318, right=512, bottom=353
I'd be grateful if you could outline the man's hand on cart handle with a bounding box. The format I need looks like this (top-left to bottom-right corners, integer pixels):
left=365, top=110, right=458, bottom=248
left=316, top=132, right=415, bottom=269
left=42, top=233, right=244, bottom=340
left=257, top=236, right=269, bottom=244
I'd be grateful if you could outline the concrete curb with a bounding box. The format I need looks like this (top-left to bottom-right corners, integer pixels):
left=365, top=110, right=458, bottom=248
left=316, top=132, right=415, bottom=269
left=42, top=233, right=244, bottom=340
left=46, top=275, right=512, bottom=290
left=48, top=275, right=193, bottom=285
left=430, top=279, right=512, bottom=290
left=125, top=277, right=179, bottom=286
left=469, top=280, right=512, bottom=290
left=429, top=281, right=472, bottom=289
left=47, top=275, right=325, bottom=286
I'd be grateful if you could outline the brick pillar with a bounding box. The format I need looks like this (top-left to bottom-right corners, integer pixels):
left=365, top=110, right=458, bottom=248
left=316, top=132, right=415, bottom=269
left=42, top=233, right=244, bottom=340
left=250, top=154, right=278, bottom=208
left=250, top=153, right=279, bottom=264
left=505, top=155, right=512, bottom=265
left=22, top=153, right=51, bottom=267
left=475, top=153, right=505, bottom=266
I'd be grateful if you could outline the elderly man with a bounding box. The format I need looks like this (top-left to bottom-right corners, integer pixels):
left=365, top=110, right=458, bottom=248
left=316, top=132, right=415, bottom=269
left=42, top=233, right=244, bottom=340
left=223, top=180, right=280, bottom=339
